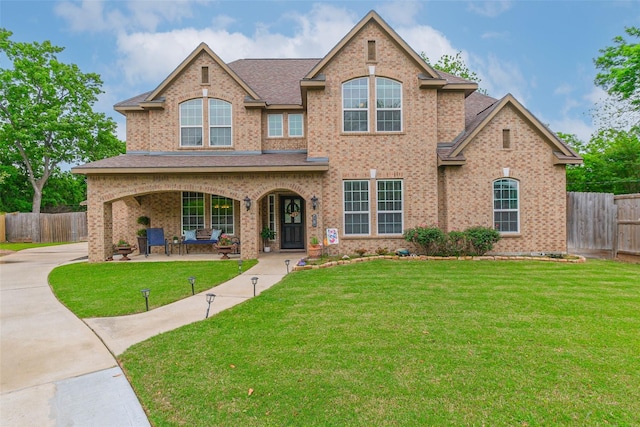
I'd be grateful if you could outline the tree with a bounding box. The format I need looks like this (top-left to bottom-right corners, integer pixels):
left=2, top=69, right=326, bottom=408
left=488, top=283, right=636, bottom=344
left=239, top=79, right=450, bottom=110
left=595, top=27, right=640, bottom=112
left=421, top=51, right=488, bottom=95
left=562, top=127, right=640, bottom=194
left=0, top=29, right=123, bottom=222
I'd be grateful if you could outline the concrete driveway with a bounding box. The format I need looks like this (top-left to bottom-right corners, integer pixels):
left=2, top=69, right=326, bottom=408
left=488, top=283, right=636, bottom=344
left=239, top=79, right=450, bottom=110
left=0, top=243, right=149, bottom=426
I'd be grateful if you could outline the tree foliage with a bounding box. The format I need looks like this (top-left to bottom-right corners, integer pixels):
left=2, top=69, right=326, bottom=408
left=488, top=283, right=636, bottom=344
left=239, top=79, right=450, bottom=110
left=562, top=127, right=640, bottom=194
left=0, top=29, right=123, bottom=217
left=421, top=51, right=488, bottom=95
left=595, top=27, right=640, bottom=111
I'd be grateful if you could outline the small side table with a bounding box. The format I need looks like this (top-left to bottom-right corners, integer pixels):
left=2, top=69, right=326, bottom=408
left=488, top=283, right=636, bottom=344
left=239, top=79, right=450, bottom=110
left=169, top=241, right=183, bottom=255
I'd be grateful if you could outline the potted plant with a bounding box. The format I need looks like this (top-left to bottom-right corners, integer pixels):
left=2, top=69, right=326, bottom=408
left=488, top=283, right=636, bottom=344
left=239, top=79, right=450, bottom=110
left=260, top=226, right=276, bottom=252
left=308, top=235, right=322, bottom=258
left=136, top=216, right=150, bottom=255
left=172, top=236, right=179, bottom=244
left=116, top=239, right=133, bottom=260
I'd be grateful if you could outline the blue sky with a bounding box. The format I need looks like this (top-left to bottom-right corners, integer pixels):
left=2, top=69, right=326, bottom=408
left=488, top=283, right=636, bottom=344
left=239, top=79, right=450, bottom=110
left=2, top=0, right=638, bottom=142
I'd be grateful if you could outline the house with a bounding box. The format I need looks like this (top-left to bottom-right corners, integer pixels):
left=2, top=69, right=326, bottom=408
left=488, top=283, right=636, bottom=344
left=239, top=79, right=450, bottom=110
left=73, top=10, right=582, bottom=262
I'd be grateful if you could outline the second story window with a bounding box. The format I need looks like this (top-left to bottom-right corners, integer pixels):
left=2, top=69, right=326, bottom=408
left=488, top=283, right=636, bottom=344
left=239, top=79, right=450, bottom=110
left=343, top=78, right=369, bottom=132
left=376, top=78, right=402, bottom=132
left=180, top=99, right=203, bottom=146
left=288, top=114, right=303, bottom=137
left=268, top=114, right=283, bottom=137
left=209, top=99, right=232, bottom=146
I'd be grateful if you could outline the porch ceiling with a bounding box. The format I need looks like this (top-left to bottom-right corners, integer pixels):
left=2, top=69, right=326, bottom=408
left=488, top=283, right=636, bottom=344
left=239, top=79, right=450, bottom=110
left=72, top=152, right=329, bottom=174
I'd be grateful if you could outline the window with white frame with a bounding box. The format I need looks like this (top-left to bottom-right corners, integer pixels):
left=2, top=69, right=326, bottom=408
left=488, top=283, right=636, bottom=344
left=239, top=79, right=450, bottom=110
left=376, top=78, right=402, bottom=132
left=182, top=192, right=205, bottom=231
left=343, top=78, right=369, bottom=132
left=211, top=195, right=234, bottom=234
left=180, top=99, right=203, bottom=146
left=343, top=180, right=370, bottom=235
left=209, top=99, right=232, bottom=146
left=493, top=179, right=519, bottom=233
left=268, top=114, right=283, bottom=137
left=288, top=114, right=303, bottom=137
left=268, top=194, right=277, bottom=237
left=377, top=180, right=403, bottom=234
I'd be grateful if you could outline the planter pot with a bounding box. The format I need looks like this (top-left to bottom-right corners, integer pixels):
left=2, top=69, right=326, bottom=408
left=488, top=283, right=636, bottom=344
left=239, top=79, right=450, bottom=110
left=264, top=246, right=271, bottom=253
left=137, top=236, right=148, bottom=255
left=218, top=246, right=232, bottom=259
left=308, top=245, right=321, bottom=258
left=117, top=246, right=133, bottom=261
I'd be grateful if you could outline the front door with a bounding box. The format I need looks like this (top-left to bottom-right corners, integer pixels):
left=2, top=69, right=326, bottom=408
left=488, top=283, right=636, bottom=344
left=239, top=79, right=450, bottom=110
left=280, top=196, right=304, bottom=249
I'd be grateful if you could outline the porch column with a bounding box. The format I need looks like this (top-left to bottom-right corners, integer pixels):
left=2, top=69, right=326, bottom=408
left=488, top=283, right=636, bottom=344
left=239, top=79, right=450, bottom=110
left=87, top=199, right=113, bottom=262
left=240, top=196, right=259, bottom=260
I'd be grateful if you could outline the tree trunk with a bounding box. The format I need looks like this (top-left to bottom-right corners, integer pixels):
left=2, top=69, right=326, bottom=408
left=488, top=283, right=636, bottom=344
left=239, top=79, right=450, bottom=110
left=31, top=187, right=43, bottom=242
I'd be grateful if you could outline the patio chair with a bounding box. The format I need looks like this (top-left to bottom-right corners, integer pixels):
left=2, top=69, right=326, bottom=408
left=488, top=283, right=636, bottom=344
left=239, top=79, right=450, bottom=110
left=146, top=228, right=169, bottom=257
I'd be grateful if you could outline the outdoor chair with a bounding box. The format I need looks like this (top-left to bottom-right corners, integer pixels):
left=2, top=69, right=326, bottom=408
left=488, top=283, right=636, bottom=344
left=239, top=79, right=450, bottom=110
left=146, top=228, right=169, bottom=257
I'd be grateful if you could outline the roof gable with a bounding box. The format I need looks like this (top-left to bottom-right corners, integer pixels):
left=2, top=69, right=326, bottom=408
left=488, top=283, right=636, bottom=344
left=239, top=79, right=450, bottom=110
left=304, top=10, right=440, bottom=81
left=439, top=94, right=582, bottom=165
left=145, top=43, right=261, bottom=102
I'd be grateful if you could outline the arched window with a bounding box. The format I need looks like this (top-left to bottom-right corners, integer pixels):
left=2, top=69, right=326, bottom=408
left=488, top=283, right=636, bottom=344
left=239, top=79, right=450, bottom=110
left=493, top=179, right=519, bottom=233
left=376, top=77, right=402, bottom=132
left=209, top=99, right=232, bottom=146
left=179, top=99, right=203, bottom=146
left=342, top=78, right=369, bottom=132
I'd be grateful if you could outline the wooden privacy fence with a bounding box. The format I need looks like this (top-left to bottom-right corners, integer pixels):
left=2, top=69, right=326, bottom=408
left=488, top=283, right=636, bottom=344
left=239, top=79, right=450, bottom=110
left=567, top=192, right=640, bottom=256
left=4, top=212, right=88, bottom=243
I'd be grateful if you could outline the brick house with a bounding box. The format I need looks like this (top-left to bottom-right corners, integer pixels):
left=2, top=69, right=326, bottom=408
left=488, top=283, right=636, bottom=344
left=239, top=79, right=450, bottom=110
left=73, top=10, right=582, bottom=262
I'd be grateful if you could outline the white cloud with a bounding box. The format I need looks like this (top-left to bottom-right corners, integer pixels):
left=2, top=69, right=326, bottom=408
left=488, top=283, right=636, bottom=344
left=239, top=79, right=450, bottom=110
left=55, top=0, right=204, bottom=34
left=473, top=53, right=529, bottom=101
left=467, top=1, right=512, bottom=17
left=554, top=83, right=574, bottom=96
left=377, top=0, right=423, bottom=26
left=396, top=25, right=458, bottom=63
left=545, top=116, right=595, bottom=143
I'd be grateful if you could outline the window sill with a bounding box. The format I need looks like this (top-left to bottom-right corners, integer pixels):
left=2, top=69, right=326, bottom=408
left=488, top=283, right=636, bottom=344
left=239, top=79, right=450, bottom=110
left=340, top=132, right=406, bottom=137
left=342, top=235, right=405, bottom=240
left=499, top=233, right=521, bottom=238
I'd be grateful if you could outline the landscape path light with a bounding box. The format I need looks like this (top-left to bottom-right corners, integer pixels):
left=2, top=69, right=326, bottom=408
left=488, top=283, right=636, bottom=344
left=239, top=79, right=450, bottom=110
left=238, top=259, right=243, bottom=275
left=251, top=276, right=259, bottom=297
left=285, top=259, right=290, bottom=274
left=140, top=288, right=150, bottom=312
left=205, top=293, right=216, bottom=318
left=188, top=276, right=196, bottom=295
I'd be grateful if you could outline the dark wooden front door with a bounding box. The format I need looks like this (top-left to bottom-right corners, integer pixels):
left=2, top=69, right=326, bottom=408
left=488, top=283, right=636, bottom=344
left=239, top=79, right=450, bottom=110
left=280, top=196, right=304, bottom=249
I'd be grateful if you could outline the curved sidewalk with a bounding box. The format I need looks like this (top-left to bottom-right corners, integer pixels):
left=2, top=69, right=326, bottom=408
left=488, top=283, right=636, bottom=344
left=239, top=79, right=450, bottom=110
left=0, top=243, right=294, bottom=426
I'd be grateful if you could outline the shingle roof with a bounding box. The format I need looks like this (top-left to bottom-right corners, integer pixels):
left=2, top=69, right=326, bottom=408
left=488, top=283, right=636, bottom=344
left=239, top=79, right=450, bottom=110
left=72, top=152, right=329, bottom=174
left=228, top=59, right=320, bottom=105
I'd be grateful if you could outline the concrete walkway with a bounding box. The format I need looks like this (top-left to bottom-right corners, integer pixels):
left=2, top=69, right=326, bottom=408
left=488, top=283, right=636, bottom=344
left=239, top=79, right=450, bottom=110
left=0, top=243, right=295, bottom=426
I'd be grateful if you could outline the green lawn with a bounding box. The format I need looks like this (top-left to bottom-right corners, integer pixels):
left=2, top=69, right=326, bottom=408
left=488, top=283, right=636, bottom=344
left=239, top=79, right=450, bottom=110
left=49, top=260, right=256, bottom=317
left=0, top=241, right=73, bottom=251
left=118, top=259, right=640, bottom=426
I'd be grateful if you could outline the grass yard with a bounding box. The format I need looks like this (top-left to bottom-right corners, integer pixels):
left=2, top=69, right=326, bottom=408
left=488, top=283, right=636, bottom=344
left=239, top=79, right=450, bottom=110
left=0, top=241, right=73, bottom=252
left=49, top=260, right=257, bottom=317
left=119, top=259, right=640, bottom=426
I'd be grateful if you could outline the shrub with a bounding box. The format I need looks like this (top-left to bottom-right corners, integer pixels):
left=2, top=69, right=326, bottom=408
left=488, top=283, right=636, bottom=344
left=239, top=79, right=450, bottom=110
left=404, top=225, right=501, bottom=256
left=354, top=248, right=367, bottom=257
left=376, top=247, right=389, bottom=255
left=403, top=225, right=447, bottom=256
left=465, top=226, right=501, bottom=255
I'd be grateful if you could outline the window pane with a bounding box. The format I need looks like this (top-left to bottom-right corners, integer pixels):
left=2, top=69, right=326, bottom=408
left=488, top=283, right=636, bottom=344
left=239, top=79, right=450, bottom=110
left=210, top=127, right=231, bottom=146
left=181, top=128, right=202, bottom=146
left=288, top=114, right=303, bottom=137
left=344, top=180, right=369, bottom=235
left=180, top=100, right=203, bottom=146
left=268, top=114, right=283, bottom=137
left=182, top=192, right=204, bottom=231
left=376, top=78, right=401, bottom=132
left=377, top=179, right=403, bottom=234
left=343, top=78, right=368, bottom=132
left=493, top=179, right=519, bottom=233
left=211, top=195, right=234, bottom=234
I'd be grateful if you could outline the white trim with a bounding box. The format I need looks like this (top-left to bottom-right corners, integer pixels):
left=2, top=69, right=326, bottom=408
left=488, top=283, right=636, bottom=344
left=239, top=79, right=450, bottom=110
left=493, top=178, right=520, bottom=234
left=179, top=99, right=203, bottom=147
left=268, top=114, right=284, bottom=137
left=377, top=179, right=403, bottom=235
left=208, top=98, right=233, bottom=147
left=342, top=77, right=369, bottom=133
left=343, top=180, right=370, bottom=235
left=375, top=77, right=402, bottom=133
left=288, top=113, right=304, bottom=137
